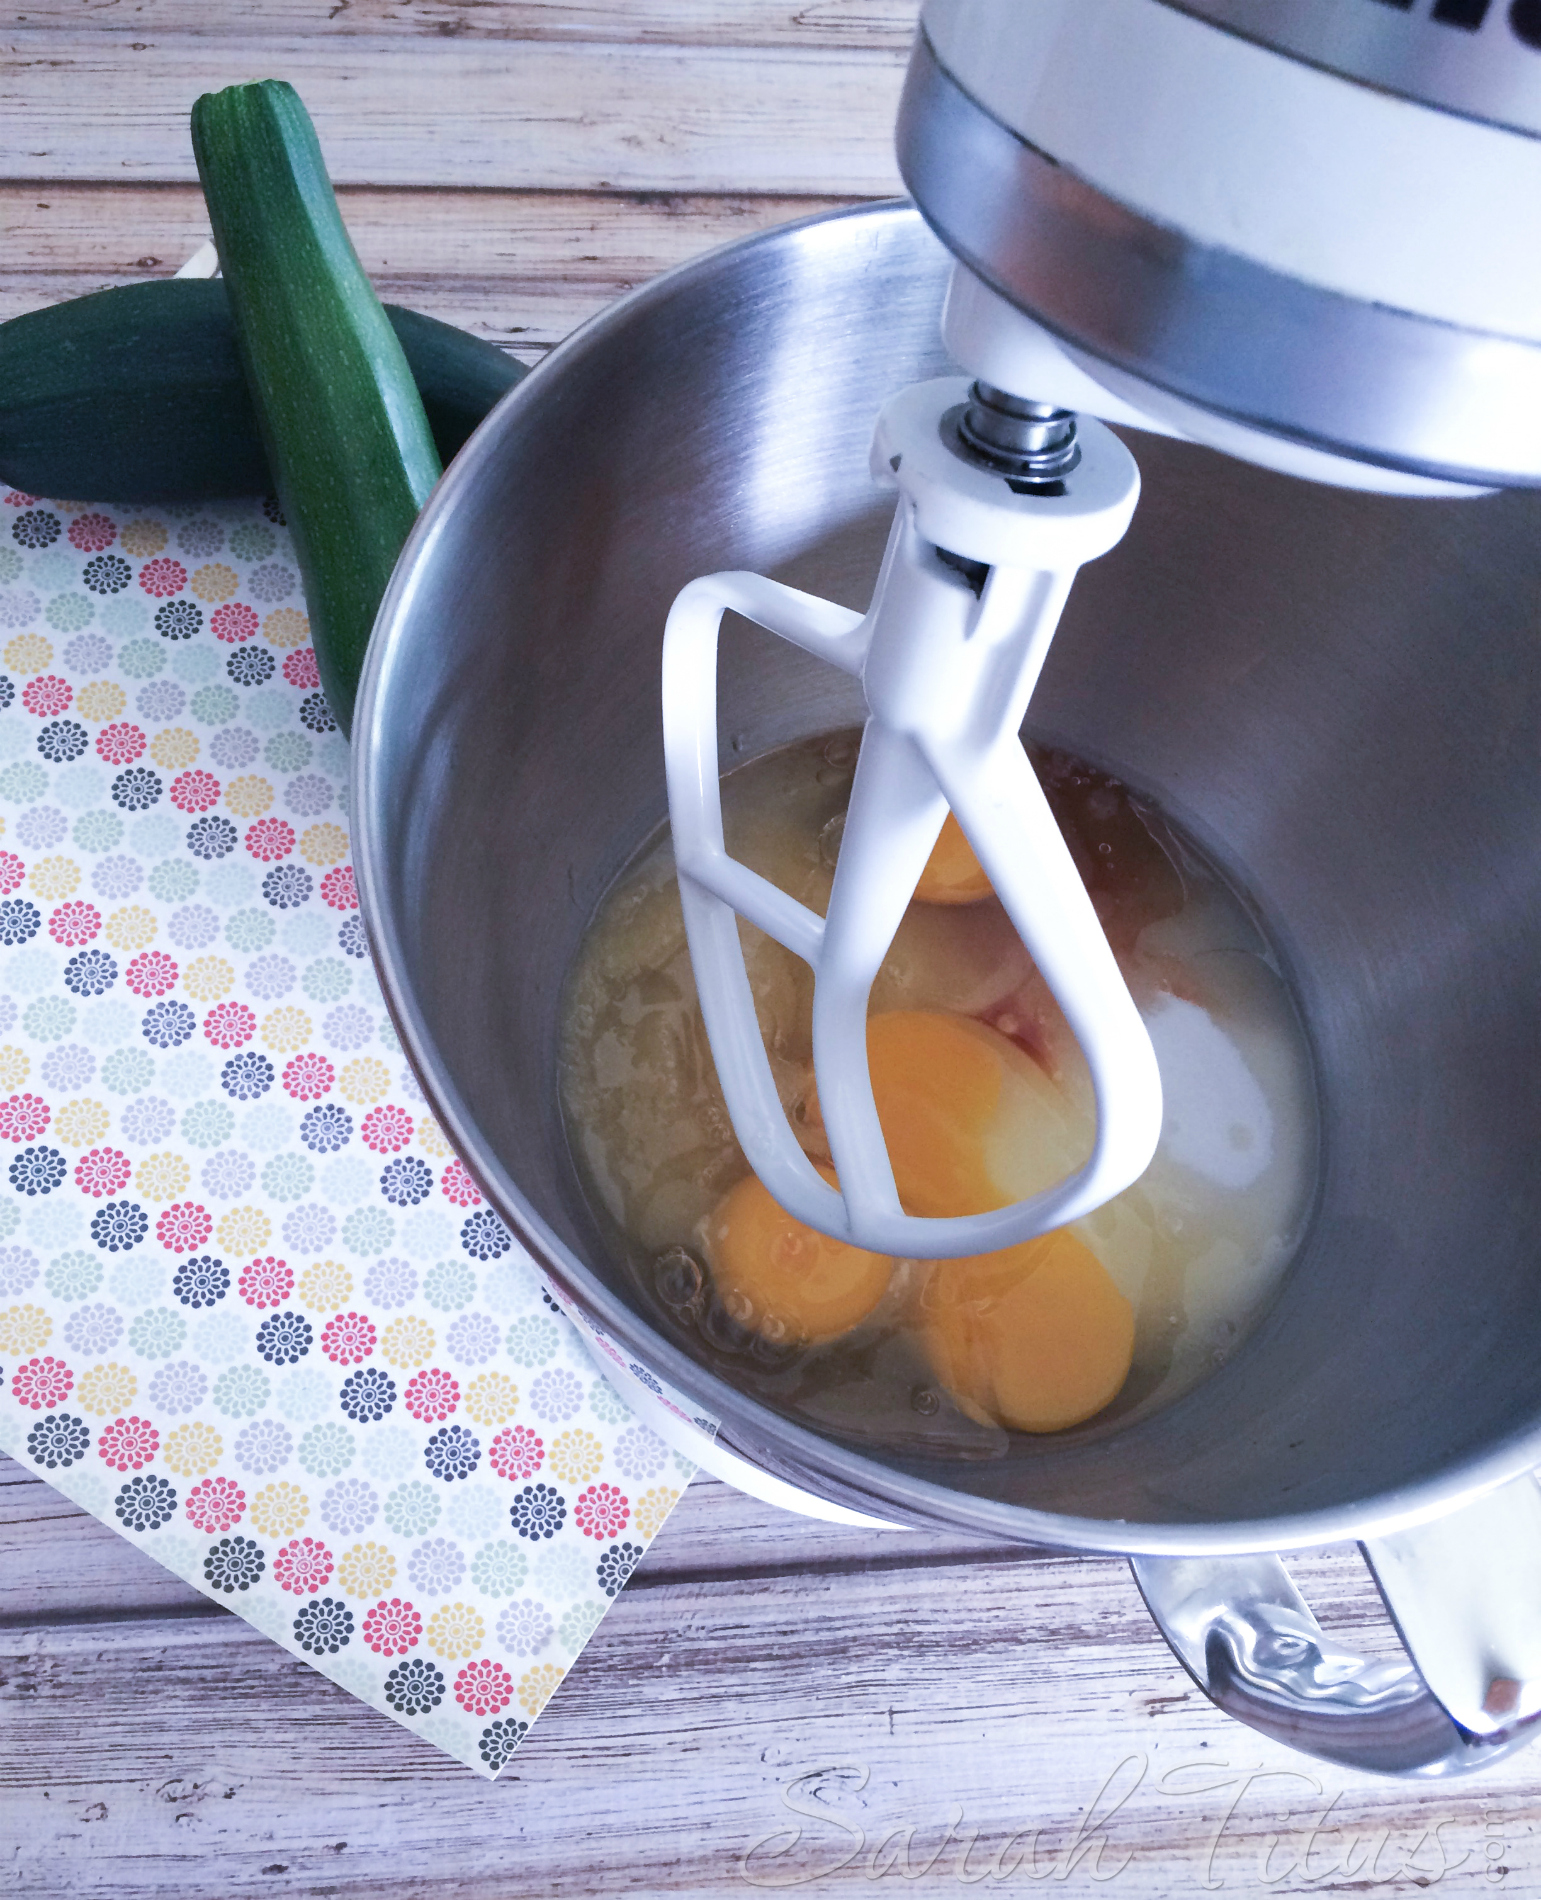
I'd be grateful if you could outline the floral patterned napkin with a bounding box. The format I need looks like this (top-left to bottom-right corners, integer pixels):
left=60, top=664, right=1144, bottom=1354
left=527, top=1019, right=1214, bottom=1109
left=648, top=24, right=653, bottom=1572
left=0, top=483, right=696, bottom=1778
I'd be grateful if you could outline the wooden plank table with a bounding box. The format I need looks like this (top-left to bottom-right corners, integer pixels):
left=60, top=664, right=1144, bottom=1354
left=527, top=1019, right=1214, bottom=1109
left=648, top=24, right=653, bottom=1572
left=5, top=5, right=1541, bottom=1892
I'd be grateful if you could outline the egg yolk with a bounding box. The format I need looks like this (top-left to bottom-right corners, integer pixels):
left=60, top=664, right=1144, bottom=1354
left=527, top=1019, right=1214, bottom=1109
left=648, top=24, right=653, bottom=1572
left=918, top=1231, right=1135, bottom=1432
left=865, top=1009, right=1086, bottom=1217
left=704, top=1165, right=892, bottom=1345
left=913, top=812, right=994, bottom=905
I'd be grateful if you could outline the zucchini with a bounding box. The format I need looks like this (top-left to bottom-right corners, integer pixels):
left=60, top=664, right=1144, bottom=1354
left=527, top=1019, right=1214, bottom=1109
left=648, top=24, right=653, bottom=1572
left=191, top=78, right=445, bottom=735
left=0, top=278, right=524, bottom=507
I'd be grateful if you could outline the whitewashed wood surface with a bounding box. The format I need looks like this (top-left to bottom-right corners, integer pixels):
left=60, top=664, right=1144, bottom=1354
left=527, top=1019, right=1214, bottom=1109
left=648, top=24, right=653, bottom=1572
left=7, top=4, right=1541, bottom=1893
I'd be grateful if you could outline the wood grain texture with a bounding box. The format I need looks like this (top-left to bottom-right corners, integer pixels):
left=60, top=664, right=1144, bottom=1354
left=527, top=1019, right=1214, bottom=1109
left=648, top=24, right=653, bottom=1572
left=0, top=33, right=908, bottom=193
left=0, top=183, right=861, bottom=352
left=4, top=1462, right=1538, bottom=1899
left=7, top=0, right=922, bottom=50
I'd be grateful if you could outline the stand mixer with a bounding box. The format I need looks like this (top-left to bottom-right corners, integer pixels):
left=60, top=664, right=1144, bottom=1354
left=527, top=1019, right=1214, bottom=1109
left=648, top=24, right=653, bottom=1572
left=663, top=0, right=1541, bottom=1254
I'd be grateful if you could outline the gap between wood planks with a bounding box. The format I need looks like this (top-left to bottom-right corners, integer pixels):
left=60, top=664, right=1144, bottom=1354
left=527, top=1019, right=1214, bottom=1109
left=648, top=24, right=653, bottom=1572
left=0, top=32, right=910, bottom=194
left=0, top=182, right=882, bottom=348
left=6, top=0, right=922, bottom=50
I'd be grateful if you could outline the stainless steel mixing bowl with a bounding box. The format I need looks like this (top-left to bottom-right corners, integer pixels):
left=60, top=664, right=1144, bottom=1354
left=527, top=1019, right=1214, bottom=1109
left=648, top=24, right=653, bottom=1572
left=356, top=203, right=1541, bottom=1773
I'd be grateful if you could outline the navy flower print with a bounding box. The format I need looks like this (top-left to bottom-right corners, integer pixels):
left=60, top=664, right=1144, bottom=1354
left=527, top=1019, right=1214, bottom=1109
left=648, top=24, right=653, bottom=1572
left=90, top=1199, right=149, bottom=1251
left=424, top=1424, right=480, bottom=1482
left=204, top=1535, right=266, bottom=1593
left=300, top=1102, right=351, bottom=1153
left=222, top=1051, right=274, bottom=1100
left=142, top=999, right=196, bottom=1048
left=64, top=948, right=117, bottom=997
left=596, top=1541, right=643, bottom=1597
left=461, top=1209, right=512, bottom=1261
left=509, top=1483, right=566, bottom=1541
left=9, top=1146, right=66, bottom=1196
left=293, top=1596, right=353, bottom=1654
left=256, top=1308, right=312, bottom=1366
left=27, top=1411, right=90, bottom=1468
left=172, top=1255, right=229, bottom=1308
left=115, top=1473, right=178, bottom=1532
left=186, top=814, right=238, bottom=860
left=384, top=1657, right=444, bottom=1716
left=380, top=1156, right=433, bottom=1207
left=339, top=1366, right=395, bottom=1423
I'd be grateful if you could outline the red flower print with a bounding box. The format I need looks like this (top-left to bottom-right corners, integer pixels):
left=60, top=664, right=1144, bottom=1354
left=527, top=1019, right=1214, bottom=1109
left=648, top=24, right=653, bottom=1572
left=203, top=1000, right=256, bottom=1050
left=3, top=492, right=39, bottom=507
left=361, top=1105, right=413, bottom=1155
left=245, top=817, right=295, bottom=863
left=320, top=865, right=358, bottom=912
left=49, top=900, right=102, bottom=946
left=455, top=1659, right=514, bottom=1718
left=440, top=1159, right=482, bottom=1208
left=157, top=1202, right=212, bottom=1254
left=489, top=1426, right=543, bottom=1483
left=273, top=1536, right=334, bottom=1595
left=98, top=1415, right=159, bottom=1472
left=68, top=513, right=117, bottom=552
left=0, top=1094, right=50, bottom=1143
left=138, top=556, right=187, bottom=598
left=22, top=675, right=71, bottom=718
left=0, top=852, right=23, bottom=895
left=404, top=1367, right=459, bottom=1423
left=574, top=1483, right=630, bottom=1541
left=282, top=1052, right=334, bottom=1101
left=320, top=1310, right=376, bottom=1366
left=126, top=950, right=178, bottom=997
left=170, top=769, right=221, bottom=814
left=95, top=722, right=147, bottom=765
left=239, top=1256, right=293, bottom=1308
left=11, top=1355, right=73, bottom=1411
left=282, top=648, right=320, bottom=690
left=186, top=1475, right=246, bottom=1535
left=74, top=1146, right=131, bottom=1198
left=363, top=1598, right=422, bottom=1657
left=211, top=601, right=259, bottom=644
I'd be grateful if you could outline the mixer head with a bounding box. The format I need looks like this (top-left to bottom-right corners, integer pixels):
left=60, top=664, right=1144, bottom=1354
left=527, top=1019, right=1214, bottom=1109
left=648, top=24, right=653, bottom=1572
left=898, top=0, right=1541, bottom=497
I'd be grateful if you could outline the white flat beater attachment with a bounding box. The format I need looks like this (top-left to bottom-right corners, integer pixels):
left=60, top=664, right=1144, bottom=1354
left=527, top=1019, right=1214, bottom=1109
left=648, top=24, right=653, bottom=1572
left=662, top=375, right=1161, bottom=1259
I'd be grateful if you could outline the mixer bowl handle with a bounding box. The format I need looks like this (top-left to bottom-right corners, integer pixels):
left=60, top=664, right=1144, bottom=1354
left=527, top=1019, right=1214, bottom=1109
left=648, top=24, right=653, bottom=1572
left=1132, top=1473, right=1541, bottom=1777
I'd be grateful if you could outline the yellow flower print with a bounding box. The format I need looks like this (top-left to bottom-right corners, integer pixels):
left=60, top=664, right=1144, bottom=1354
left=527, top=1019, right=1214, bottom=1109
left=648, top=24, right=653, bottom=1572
left=149, top=727, right=199, bottom=771
left=54, top=1099, right=109, bottom=1148
left=299, top=823, right=349, bottom=866
left=27, top=857, right=80, bottom=901
left=262, top=607, right=308, bottom=649
left=336, top=1541, right=396, bottom=1599
left=119, top=518, right=167, bottom=557
left=416, top=1115, right=450, bottom=1159
left=633, top=1486, right=682, bottom=1541
left=0, top=1047, right=29, bottom=1090
left=189, top=562, right=238, bottom=603
left=518, top=1663, right=564, bottom=1718
left=0, top=1305, right=51, bottom=1356
left=182, top=955, right=235, bottom=1003
left=424, top=1602, right=484, bottom=1660
left=162, top=1421, right=223, bottom=1478
left=75, top=680, right=127, bottom=723
left=76, top=1363, right=137, bottom=1416
left=547, top=1429, right=603, bottom=1487
left=4, top=633, right=53, bottom=676
left=134, top=1152, right=191, bottom=1203
left=216, top=1206, right=272, bottom=1254
left=224, top=775, right=274, bottom=819
left=261, top=1006, right=312, bottom=1053
left=338, top=1057, right=391, bottom=1106
left=379, top=1316, right=435, bottom=1370
left=250, top=1482, right=310, bottom=1540
left=296, top=1260, right=352, bottom=1310
left=104, top=905, right=157, bottom=952
left=463, top=1372, right=519, bottom=1429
